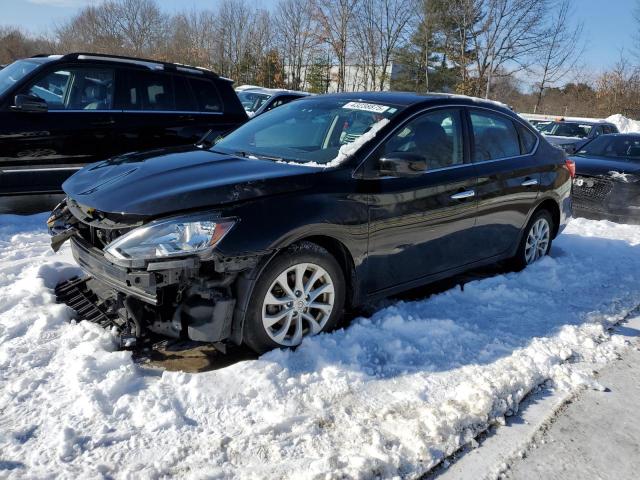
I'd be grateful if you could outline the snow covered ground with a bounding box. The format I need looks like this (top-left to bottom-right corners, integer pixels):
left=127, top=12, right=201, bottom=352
left=1, top=214, right=640, bottom=479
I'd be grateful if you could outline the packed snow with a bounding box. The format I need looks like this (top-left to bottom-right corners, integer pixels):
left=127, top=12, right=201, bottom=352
left=1, top=214, right=640, bottom=479
left=606, top=114, right=640, bottom=133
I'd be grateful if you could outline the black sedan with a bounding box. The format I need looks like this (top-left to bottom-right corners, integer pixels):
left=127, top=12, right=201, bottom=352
left=570, top=133, right=640, bottom=223
left=49, top=92, right=572, bottom=353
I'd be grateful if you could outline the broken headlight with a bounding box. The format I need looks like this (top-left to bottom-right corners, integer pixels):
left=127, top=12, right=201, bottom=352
left=104, top=214, right=235, bottom=263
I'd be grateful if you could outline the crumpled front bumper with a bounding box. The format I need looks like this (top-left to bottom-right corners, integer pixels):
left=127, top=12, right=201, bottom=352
left=70, top=235, right=162, bottom=305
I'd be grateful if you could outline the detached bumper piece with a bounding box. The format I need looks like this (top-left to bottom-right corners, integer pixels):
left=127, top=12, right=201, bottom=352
left=55, top=276, right=116, bottom=329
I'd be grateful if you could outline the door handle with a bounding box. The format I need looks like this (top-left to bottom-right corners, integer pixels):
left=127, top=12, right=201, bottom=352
left=450, top=190, right=475, bottom=200
left=521, top=179, right=538, bottom=187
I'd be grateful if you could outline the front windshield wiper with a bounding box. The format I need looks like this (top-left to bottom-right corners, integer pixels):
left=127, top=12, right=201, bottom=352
left=231, top=150, right=286, bottom=162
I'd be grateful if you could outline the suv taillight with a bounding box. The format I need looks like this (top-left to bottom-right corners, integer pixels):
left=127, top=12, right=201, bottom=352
left=565, top=159, right=576, bottom=178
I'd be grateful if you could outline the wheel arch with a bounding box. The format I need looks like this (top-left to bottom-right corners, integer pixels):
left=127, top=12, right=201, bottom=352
left=230, top=234, right=358, bottom=345
left=533, top=198, right=561, bottom=238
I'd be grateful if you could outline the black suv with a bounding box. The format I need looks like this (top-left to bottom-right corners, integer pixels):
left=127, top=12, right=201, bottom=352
left=0, top=53, right=247, bottom=213
left=49, top=92, right=572, bottom=353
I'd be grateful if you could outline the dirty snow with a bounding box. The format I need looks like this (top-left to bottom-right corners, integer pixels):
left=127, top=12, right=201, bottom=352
left=1, top=215, right=640, bottom=479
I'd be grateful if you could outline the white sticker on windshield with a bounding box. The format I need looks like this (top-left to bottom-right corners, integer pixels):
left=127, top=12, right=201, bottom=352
left=342, top=102, right=390, bottom=113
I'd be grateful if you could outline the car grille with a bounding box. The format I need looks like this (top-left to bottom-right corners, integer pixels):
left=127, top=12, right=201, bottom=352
left=572, top=175, right=613, bottom=212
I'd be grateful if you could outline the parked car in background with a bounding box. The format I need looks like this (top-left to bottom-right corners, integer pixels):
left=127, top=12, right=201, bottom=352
left=570, top=133, right=640, bottom=223
left=539, top=119, right=618, bottom=154
left=49, top=92, right=572, bottom=353
left=0, top=53, right=247, bottom=214
left=527, top=119, right=553, bottom=131
left=235, top=86, right=311, bottom=117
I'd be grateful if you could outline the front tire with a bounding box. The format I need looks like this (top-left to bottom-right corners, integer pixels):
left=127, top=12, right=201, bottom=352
left=244, top=242, right=345, bottom=354
left=512, top=209, right=554, bottom=270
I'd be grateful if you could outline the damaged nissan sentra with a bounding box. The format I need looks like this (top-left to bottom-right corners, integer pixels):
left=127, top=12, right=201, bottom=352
left=48, top=92, right=572, bottom=353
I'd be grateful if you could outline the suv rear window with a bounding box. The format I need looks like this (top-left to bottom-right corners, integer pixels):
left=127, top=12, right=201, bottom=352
left=189, top=78, right=222, bottom=112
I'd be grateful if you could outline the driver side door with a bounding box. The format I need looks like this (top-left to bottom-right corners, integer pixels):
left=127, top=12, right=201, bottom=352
left=0, top=65, right=117, bottom=196
left=361, top=107, right=479, bottom=294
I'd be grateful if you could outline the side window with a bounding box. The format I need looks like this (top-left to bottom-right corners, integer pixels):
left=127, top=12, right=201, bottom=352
left=516, top=123, right=537, bottom=154
left=265, top=96, right=298, bottom=112
left=379, top=108, right=464, bottom=170
left=470, top=110, right=521, bottom=161
left=173, top=76, right=198, bottom=111
left=122, top=71, right=175, bottom=111
left=189, top=78, right=222, bottom=112
left=25, top=67, right=114, bottom=110
left=593, top=126, right=603, bottom=137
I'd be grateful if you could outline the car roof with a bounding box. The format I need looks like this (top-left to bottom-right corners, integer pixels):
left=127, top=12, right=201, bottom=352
left=299, top=91, right=511, bottom=110
left=599, top=132, right=640, bottom=137
left=29, top=52, right=221, bottom=78
left=545, top=119, right=615, bottom=127
left=236, top=86, right=311, bottom=96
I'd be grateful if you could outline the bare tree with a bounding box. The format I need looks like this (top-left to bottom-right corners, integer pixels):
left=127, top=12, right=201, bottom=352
left=275, top=0, right=318, bottom=90
left=532, top=0, right=583, bottom=112
left=167, top=10, right=217, bottom=69
left=313, top=0, right=361, bottom=92
left=470, top=0, right=549, bottom=97
left=57, top=0, right=168, bottom=57
left=354, top=0, right=415, bottom=90
left=0, top=26, right=53, bottom=64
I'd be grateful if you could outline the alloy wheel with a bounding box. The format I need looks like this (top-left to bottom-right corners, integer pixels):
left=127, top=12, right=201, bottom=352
left=524, top=217, right=550, bottom=264
left=261, top=262, right=335, bottom=346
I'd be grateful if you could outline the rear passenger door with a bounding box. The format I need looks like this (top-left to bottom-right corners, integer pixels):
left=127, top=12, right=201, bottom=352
left=470, top=108, right=542, bottom=258
left=114, top=69, right=188, bottom=154
left=113, top=70, right=237, bottom=154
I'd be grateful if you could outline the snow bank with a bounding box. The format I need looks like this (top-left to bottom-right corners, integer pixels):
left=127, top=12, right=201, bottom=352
left=606, top=114, right=640, bottom=133
left=1, top=216, right=640, bottom=479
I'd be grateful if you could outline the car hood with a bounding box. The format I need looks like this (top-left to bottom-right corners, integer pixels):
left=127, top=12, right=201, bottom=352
left=63, top=146, right=321, bottom=216
left=570, top=155, right=640, bottom=176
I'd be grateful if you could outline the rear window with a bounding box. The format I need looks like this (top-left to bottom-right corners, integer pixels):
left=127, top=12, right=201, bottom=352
left=470, top=110, right=521, bottom=161
left=539, top=122, right=592, bottom=138
left=517, top=123, right=537, bottom=154
left=189, top=78, right=222, bottom=112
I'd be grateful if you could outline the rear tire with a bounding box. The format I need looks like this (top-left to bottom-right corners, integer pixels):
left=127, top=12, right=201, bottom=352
left=243, top=242, right=345, bottom=354
left=511, top=209, right=554, bottom=270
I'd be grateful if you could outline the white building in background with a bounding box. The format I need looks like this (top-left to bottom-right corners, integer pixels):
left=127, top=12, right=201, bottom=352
left=285, top=63, right=402, bottom=92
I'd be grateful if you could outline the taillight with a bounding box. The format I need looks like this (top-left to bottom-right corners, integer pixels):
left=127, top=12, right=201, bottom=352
left=565, top=159, right=576, bottom=178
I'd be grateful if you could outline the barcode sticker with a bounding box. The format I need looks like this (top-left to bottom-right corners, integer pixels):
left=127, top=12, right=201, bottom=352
left=342, top=102, right=390, bottom=113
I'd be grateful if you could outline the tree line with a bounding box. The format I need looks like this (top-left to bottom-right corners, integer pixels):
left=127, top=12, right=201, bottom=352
left=1, top=0, right=640, bottom=118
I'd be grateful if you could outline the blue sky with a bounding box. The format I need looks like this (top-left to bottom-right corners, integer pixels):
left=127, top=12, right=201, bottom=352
left=0, top=0, right=637, bottom=77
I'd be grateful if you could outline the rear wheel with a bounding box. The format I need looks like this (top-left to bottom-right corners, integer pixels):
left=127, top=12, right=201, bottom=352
left=512, top=210, right=554, bottom=270
left=244, top=242, right=345, bottom=354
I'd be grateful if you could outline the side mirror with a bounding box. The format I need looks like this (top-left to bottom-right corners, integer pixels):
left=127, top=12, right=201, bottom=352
left=12, top=94, right=48, bottom=113
left=379, top=153, right=427, bottom=177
